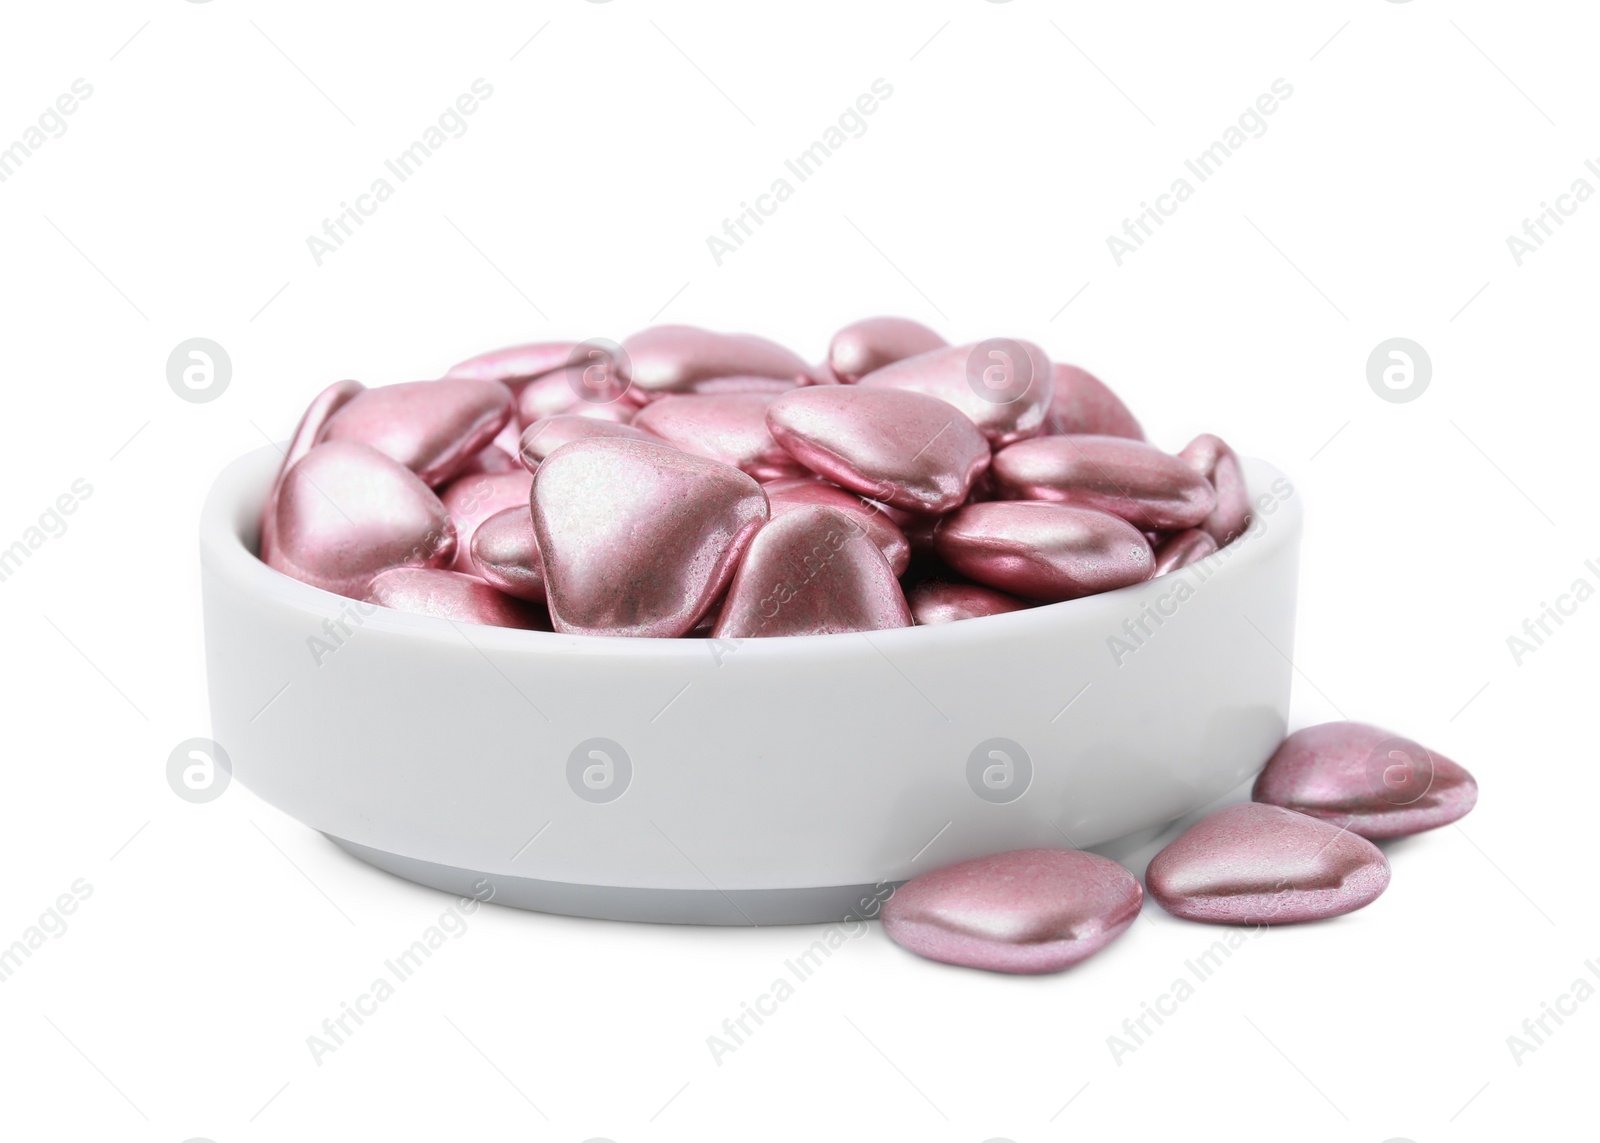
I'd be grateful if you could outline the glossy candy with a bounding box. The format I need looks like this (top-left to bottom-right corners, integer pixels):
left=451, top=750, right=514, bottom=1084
left=366, top=567, right=548, bottom=629
left=469, top=506, right=547, bottom=603
left=804, top=360, right=844, bottom=386
left=517, top=415, right=661, bottom=472
left=1145, top=802, right=1391, bottom=924
left=674, top=374, right=803, bottom=397
left=633, top=393, right=805, bottom=481
left=1152, top=528, right=1218, bottom=576
left=321, top=378, right=514, bottom=487
left=992, top=435, right=1217, bottom=531
left=258, top=379, right=364, bottom=563
left=445, top=341, right=579, bottom=389
left=1045, top=364, right=1144, bottom=439
left=439, top=470, right=534, bottom=576
left=516, top=367, right=633, bottom=426
left=713, top=505, right=912, bottom=638
left=934, top=502, right=1154, bottom=602
left=882, top=849, right=1144, bottom=974
left=1179, top=433, right=1250, bottom=545
left=827, top=316, right=947, bottom=384
left=533, top=438, right=768, bottom=637
left=456, top=445, right=520, bottom=476
left=766, top=386, right=989, bottom=515
left=908, top=580, right=1028, bottom=625
left=267, top=440, right=455, bottom=598
left=1253, top=722, right=1478, bottom=839
left=257, top=324, right=1292, bottom=647
left=761, top=475, right=910, bottom=576
left=858, top=339, right=1053, bottom=446
left=622, top=325, right=809, bottom=393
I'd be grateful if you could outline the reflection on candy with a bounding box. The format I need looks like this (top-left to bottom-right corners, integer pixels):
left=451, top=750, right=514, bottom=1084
left=439, top=470, right=533, bottom=576
left=258, top=379, right=364, bottom=564
left=991, top=434, right=1216, bottom=531
left=804, top=360, right=844, bottom=386
left=445, top=341, right=578, bottom=388
left=490, top=415, right=524, bottom=456
left=761, top=475, right=911, bottom=576
left=267, top=440, right=455, bottom=598
left=675, top=374, right=803, bottom=396
left=321, top=378, right=514, bottom=487
left=622, top=325, right=809, bottom=392
left=1045, top=364, right=1144, bottom=439
left=634, top=393, right=805, bottom=481
left=456, top=445, right=520, bottom=476
left=766, top=386, right=989, bottom=515
left=1146, top=803, right=1391, bottom=924
left=934, top=501, right=1154, bottom=601
left=827, top=316, right=947, bottom=384
left=1253, top=721, right=1478, bottom=839
left=1152, top=528, right=1218, bottom=576
left=515, top=366, right=632, bottom=426
left=470, top=507, right=547, bottom=603
left=882, top=849, right=1143, bottom=974
left=712, top=506, right=911, bottom=638
left=857, top=339, right=1053, bottom=446
left=533, top=438, right=768, bottom=637
left=1179, top=432, right=1251, bottom=545
left=366, top=567, right=549, bottom=629
left=517, top=415, right=661, bottom=472
left=908, top=579, right=1028, bottom=624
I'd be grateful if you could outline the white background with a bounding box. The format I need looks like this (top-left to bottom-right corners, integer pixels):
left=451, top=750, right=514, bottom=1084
left=1, top=1, right=1595, bottom=1140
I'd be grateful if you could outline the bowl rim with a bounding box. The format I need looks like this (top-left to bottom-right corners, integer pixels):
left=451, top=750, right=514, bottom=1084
left=202, top=443, right=1301, bottom=661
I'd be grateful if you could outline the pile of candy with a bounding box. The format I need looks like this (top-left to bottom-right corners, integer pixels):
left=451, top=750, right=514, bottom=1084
left=881, top=721, right=1479, bottom=974
left=258, top=319, right=1251, bottom=637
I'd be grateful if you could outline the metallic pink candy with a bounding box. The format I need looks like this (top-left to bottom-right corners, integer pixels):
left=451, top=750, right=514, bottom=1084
left=761, top=475, right=911, bottom=576
left=1253, top=722, right=1478, bottom=839
left=857, top=339, right=1053, bottom=446
left=1146, top=803, right=1391, bottom=924
left=517, top=415, right=660, bottom=471
left=457, top=445, right=520, bottom=476
left=622, top=325, right=810, bottom=393
left=713, top=505, right=912, bottom=638
left=882, top=849, right=1144, bottom=974
left=439, top=470, right=533, bottom=577
left=633, top=393, right=805, bottom=481
left=267, top=440, right=455, bottom=598
left=445, top=341, right=579, bottom=389
left=826, top=316, right=947, bottom=384
left=366, top=567, right=548, bottom=629
left=258, top=378, right=364, bottom=564
left=907, top=580, right=1028, bottom=625
left=1179, top=433, right=1251, bottom=545
left=515, top=367, right=634, bottom=426
left=766, top=386, right=989, bottom=515
left=992, top=434, right=1217, bottom=531
left=934, top=501, right=1154, bottom=602
left=532, top=437, right=768, bottom=637
left=469, top=507, right=546, bottom=603
left=1152, top=528, right=1218, bottom=576
left=257, top=325, right=1276, bottom=646
left=673, top=374, right=803, bottom=396
left=1046, top=364, right=1144, bottom=439
left=321, top=378, right=514, bottom=487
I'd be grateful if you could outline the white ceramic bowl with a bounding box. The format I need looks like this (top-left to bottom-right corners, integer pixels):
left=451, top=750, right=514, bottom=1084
left=200, top=444, right=1302, bottom=924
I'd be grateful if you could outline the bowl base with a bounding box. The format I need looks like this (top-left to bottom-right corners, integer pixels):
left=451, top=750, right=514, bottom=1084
left=324, top=834, right=895, bottom=926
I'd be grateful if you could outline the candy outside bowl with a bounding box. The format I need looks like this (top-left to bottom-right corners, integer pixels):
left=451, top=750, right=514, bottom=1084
left=200, top=444, right=1303, bottom=925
